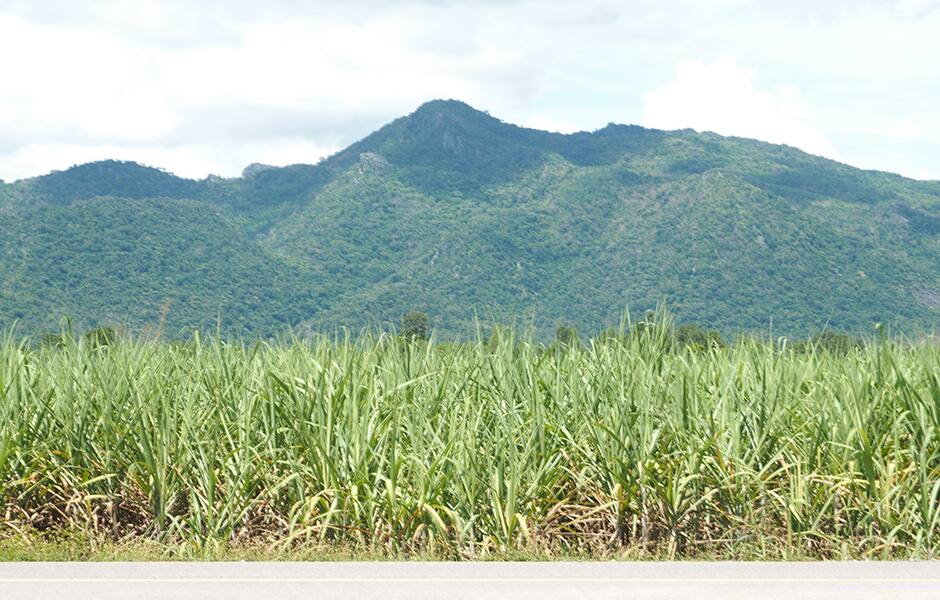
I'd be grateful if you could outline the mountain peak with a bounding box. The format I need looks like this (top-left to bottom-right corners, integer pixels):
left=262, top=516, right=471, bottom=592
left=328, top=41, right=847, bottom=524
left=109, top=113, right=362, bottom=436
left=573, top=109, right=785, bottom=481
left=27, top=158, right=205, bottom=205
left=403, top=99, right=503, bottom=135
left=52, top=159, right=161, bottom=177
left=411, top=98, right=488, bottom=116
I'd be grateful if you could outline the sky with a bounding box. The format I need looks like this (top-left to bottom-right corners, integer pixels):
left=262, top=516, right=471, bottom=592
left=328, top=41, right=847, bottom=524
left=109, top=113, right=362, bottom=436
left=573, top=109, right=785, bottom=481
left=0, top=0, right=937, bottom=182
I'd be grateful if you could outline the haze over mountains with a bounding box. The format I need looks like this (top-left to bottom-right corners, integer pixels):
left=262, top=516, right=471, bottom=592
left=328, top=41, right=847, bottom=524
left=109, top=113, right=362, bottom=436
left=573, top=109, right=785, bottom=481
left=1, top=100, right=938, bottom=338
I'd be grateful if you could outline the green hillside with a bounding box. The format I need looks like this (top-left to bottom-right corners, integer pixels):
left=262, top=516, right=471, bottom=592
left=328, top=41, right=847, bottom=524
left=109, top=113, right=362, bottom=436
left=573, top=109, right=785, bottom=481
left=0, top=196, right=320, bottom=336
left=1, top=100, right=937, bottom=337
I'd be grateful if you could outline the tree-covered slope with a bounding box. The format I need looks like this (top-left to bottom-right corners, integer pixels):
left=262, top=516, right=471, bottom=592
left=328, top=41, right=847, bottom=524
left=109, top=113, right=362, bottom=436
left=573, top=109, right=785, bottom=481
left=0, top=196, right=319, bottom=336
left=1, top=100, right=937, bottom=337
left=18, top=160, right=211, bottom=205
left=266, top=150, right=938, bottom=336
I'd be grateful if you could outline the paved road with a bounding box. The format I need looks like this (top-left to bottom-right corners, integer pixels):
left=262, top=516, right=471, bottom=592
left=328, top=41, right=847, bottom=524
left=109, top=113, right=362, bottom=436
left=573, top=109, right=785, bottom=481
left=0, top=561, right=937, bottom=599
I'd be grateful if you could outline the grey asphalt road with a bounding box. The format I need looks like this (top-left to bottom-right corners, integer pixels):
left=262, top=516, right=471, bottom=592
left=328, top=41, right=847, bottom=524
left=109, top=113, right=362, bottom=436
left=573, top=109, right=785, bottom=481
left=0, top=561, right=937, bottom=599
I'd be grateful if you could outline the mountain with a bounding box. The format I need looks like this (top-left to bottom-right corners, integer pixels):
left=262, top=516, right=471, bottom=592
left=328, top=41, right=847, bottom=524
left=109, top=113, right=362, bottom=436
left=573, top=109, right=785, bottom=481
left=1, top=99, right=938, bottom=338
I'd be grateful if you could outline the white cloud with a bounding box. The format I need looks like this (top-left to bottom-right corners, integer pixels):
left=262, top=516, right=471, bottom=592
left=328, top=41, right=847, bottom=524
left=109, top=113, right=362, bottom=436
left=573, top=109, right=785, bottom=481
left=0, top=15, right=177, bottom=143
left=0, top=6, right=541, bottom=180
left=0, top=2, right=938, bottom=181
left=642, top=58, right=839, bottom=159
left=884, top=119, right=926, bottom=140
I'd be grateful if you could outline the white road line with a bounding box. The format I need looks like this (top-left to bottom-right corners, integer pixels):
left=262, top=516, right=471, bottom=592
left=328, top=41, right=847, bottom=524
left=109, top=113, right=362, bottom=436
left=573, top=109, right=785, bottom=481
left=1, top=577, right=939, bottom=584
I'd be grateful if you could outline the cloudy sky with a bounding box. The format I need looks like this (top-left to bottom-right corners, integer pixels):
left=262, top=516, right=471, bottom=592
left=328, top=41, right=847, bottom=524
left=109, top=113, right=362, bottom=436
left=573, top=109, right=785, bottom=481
left=0, top=0, right=937, bottom=181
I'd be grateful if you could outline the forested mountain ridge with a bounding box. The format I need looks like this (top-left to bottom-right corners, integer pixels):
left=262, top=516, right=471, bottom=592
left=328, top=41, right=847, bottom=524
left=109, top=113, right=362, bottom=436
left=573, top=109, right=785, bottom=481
left=1, top=99, right=938, bottom=337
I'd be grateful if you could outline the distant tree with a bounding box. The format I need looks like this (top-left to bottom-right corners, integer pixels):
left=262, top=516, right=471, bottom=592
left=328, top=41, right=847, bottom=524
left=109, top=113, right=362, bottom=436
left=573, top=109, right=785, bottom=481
left=627, top=309, right=678, bottom=354
left=487, top=324, right=508, bottom=351
left=796, top=331, right=863, bottom=354
left=631, top=311, right=658, bottom=338
left=401, top=310, right=430, bottom=341
left=674, top=323, right=723, bottom=351
left=554, top=324, right=579, bottom=347
left=593, top=327, right=626, bottom=346
left=39, top=332, right=68, bottom=348
left=84, top=326, right=117, bottom=348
